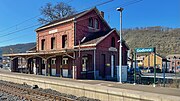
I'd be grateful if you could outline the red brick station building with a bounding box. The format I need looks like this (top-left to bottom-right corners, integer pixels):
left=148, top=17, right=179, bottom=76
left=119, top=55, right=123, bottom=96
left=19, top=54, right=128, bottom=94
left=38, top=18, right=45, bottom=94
left=4, top=8, right=129, bottom=80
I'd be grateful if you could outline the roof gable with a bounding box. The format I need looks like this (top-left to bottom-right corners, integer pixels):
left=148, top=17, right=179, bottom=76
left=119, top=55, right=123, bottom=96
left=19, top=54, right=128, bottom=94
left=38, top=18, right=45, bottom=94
left=36, top=8, right=111, bottom=31
left=80, top=29, right=113, bottom=45
left=78, top=29, right=129, bottom=50
left=96, top=29, right=129, bottom=49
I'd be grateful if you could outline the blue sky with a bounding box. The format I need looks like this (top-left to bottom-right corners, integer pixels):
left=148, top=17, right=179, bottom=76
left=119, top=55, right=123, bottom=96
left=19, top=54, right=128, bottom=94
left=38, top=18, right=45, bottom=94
left=0, top=0, right=179, bottom=47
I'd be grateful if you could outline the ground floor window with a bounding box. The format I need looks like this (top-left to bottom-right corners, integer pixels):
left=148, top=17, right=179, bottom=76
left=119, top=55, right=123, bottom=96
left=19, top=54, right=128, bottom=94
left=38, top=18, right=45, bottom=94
left=111, top=55, right=115, bottom=77
left=62, top=58, right=68, bottom=65
left=82, top=57, right=88, bottom=71
left=51, top=58, right=56, bottom=64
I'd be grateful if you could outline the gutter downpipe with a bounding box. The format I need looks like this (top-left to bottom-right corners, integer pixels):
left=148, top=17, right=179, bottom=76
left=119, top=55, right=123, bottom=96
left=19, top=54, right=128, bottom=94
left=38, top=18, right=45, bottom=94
left=74, top=17, right=77, bottom=79
left=94, top=49, right=96, bottom=80
left=74, top=17, right=77, bottom=47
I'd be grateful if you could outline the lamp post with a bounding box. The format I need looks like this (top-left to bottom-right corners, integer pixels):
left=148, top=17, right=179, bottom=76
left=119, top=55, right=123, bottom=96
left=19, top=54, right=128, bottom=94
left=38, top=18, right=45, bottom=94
left=117, top=7, right=123, bottom=83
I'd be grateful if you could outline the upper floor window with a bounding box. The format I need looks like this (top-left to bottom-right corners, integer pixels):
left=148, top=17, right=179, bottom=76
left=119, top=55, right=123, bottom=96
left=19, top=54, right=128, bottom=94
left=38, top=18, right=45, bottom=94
left=62, top=35, right=68, bottom=48
left=94, top=18, right=99, bottom=29
left=89, top=17, right=93, bottom=27
left=111, top=37, right=115, bottom=47
left=51, top=37, right=55, bottom=49
left=41, top=39, right=45, bottom=50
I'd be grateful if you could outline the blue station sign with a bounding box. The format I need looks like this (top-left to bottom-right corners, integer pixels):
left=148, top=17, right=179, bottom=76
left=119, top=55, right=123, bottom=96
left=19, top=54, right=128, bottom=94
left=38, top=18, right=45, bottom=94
left=135, top=47, right=154, bottom=53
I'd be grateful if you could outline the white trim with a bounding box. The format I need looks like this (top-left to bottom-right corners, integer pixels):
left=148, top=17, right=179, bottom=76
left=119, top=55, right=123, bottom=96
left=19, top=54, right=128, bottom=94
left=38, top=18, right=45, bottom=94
left=95, top=29, right=115, bottom=45
left=94, top=49, right=96, bottom=80
left=62, top=57, right=68, bottom=65
left=3, top=50, right=66, bottom=57
left=74, top=44, right=96, bottom=48
left=51, top=58, right=56, bottom=64
left=111, top=55, right=114, bottom=78
left=49, top=29, right=58, bottom=34
left=74, top=48, right=96, bottom=51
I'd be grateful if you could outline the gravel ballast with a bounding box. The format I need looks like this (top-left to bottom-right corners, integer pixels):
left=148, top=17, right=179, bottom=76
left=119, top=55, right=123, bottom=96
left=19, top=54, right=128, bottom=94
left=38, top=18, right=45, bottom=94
left=0, top=80, right=100, bottom=101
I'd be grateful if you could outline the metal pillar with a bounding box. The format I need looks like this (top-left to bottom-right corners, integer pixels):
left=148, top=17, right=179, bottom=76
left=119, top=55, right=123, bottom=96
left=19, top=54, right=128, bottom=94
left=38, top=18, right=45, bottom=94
left=44, top=59, right=47, bottom=76
left=134, top=52, right=136, bottom=84
left=25, top=58, right=28, bottom=74
left=93, top=49, right=96, bottom=80
left=163, top=62, right=166, bottom=87
left=10, top=58, right=13, bottom=72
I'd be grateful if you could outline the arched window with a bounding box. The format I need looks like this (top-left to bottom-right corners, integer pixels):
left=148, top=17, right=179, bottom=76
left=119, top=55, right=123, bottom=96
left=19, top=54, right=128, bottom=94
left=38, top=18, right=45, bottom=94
left=94, top=18, right=99, bottom=29
left=89, top=17, right=93, bottom=27
left=111, top=37, right=115, bottom=47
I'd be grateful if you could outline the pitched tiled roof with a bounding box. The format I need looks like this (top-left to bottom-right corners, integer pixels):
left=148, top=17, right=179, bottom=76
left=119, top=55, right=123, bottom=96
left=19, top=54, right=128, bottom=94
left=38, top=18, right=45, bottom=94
left=36, top=7, right=111, bottom=31
left=37, top=11, right=86, bottom=30
left=80, top=29, right=129, bottom=50
left=81, top=29, right=114, bottom=45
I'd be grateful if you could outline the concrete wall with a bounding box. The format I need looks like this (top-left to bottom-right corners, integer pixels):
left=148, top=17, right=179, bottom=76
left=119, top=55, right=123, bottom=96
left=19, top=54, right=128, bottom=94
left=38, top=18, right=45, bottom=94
left=0, top=73, right=179, bottom=101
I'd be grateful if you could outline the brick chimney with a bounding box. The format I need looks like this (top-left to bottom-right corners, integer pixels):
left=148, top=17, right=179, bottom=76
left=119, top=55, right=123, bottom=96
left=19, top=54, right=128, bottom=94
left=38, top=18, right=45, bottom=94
left=100, top=11, right=104, bottom=18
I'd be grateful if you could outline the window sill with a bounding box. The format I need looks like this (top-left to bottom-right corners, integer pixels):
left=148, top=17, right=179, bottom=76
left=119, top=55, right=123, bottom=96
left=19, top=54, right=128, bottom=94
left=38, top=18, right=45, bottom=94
left=51, top=49, right=56, bottom=50
left=88, top=26, right=100, bottom=31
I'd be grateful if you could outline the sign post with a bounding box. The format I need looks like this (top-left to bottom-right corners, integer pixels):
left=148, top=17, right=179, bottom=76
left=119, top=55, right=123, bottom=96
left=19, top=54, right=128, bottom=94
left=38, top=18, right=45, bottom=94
left=134, top=52, right=136, bottom=84
left=134, top=47, right=156, bottom=86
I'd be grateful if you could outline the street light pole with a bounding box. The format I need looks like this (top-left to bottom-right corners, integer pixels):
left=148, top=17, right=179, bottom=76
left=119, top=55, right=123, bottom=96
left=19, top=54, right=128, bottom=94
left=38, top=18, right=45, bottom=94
left=117, top=7, right=123, bottom=83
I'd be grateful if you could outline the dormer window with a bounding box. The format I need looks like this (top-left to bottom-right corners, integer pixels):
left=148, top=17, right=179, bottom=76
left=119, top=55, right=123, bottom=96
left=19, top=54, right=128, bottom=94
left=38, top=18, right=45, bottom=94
left=111, top=37, right=115, bottom=47
left=89, top=17, right=93, bottom=27
left=94, top=18, right=99, bottom=29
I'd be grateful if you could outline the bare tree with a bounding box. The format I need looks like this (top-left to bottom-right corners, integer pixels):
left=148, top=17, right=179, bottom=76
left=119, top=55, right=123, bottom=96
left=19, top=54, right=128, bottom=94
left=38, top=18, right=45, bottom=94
left=38, top=2, right=76, bottom=24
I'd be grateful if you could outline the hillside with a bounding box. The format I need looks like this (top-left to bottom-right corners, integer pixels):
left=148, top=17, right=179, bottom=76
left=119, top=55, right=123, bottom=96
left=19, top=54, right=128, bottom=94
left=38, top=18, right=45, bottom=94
left=0, top=42, right=36, bottom=54
left=0, top=26, right=179, bottom=56
left=122, top=26, right=180, bottom=56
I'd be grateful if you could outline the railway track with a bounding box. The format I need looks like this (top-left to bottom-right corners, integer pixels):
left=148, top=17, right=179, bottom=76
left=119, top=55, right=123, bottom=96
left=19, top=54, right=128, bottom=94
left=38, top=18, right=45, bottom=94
left=0, top=81, right=75, bottom=101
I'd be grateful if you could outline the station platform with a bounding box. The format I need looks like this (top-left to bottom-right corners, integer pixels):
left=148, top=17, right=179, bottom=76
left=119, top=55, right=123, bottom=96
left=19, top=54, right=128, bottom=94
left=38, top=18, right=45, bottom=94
left=0, top=69, right=180, bottom=101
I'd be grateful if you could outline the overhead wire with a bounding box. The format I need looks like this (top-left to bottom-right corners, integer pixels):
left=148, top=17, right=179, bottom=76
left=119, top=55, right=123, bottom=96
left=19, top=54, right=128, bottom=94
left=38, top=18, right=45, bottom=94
left=0, top=0, right=115, bottom=40
left=0, top=0, right=74, bottom=34
left=105, top=0, right=143, bottom=12
left=0, top=0, right=142, bottom=44
left=0, top=14, right=41, bottom=33
left=0, top=32, right=35, bottom=44
left=65, top=0, right=74, bottom=4
left=77, top=0, right=115, bottom=12
left=0, top=23, right=41, bottom=38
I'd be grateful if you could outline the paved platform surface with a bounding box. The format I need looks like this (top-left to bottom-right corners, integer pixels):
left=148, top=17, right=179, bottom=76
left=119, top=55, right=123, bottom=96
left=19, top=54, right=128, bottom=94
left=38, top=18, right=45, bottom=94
left=0, top=69, right=180, bottom=97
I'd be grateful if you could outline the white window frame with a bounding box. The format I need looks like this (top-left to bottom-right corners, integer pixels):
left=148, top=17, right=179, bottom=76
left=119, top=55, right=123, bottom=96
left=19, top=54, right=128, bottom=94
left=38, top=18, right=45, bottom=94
left=51, top=58, right=56, bottom=64
left=62, top=58, right=68, bottom=65
left=111, top=55, right=114, bottom=77
left=82, top=57, right=88, bottom=71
